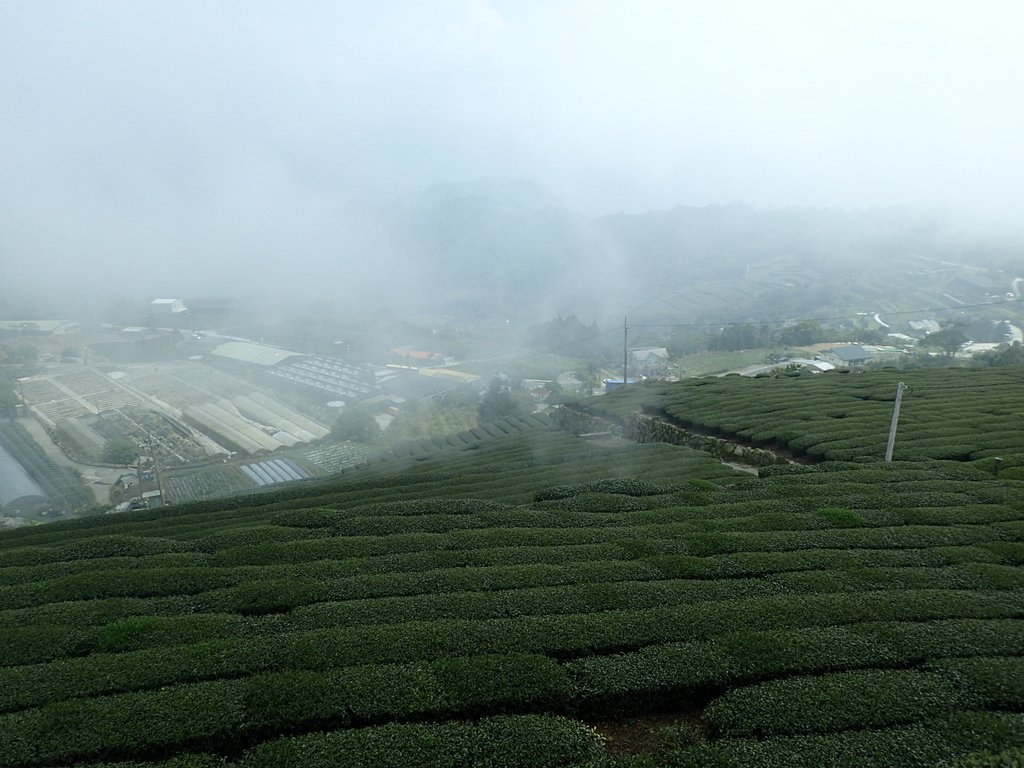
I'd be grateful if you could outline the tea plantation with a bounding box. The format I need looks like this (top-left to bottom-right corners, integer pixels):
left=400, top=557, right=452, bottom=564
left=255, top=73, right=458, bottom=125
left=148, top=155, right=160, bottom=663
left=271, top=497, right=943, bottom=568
left=1, top=375, right=1023, bottom=767
left=582, top=365, right=1024, bottom=466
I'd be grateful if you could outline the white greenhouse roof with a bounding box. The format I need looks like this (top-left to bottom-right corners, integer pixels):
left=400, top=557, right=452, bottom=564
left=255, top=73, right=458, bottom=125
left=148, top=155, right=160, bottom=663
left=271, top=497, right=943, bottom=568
left=211, top=341, right=302, bottom=367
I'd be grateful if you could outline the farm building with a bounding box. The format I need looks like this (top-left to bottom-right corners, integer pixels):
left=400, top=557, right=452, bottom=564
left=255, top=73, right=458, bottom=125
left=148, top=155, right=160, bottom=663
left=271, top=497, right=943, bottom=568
left=239, top=458, right=312, bottom=487
left=0, top=444, right=47, bottom=516
left=629, top=347, right=671, bottom=377
left=822, top=345, right=874, bottom=368
left=786, top=357, right=836, bottom=372
left=181, top=394, right=330, bottom=456
left=389, top=347, right=444, bottom=366
left=604, top=378, right=639, bottom=392
left=212, top=341, right=302, bottom=367
left=150, top=298, right=188, bottom=315
left=182, top=402, right=287, bottom=455
left=267, top=355, right=381, bottom=402
left=232, top=393, right=330, bottom=442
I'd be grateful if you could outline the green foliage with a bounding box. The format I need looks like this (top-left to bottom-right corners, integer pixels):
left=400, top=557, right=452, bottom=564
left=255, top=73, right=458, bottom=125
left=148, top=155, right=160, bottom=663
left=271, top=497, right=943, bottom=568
left=385, top=397, right=476, bottom=442
left=102, top=437, right=139, bottom=465
left=0, top=407, right=1023, bottom=765
left=0, top=656, right=574, bottom=767
left=478, top=378, right=531, bottom=423
left=815, top=507, right=864, bottom=526
left=921, top=324, right=970, bottom=357
left=584, top=365, right=1024, bottom=463
left=528, top=315, right=609, bottom=358
left=974, top=341, right=1024, bottom=367
left=534, top=478, right=672, bottom=501
left=944, top=748, right=1024, bottom=767
left=0, top=378, right=18, bottom=418
left=655, top=721, right=707, bottom=752
left=658, top=712, right=1024, bottom=768
left=704, top=669, right=969, bottom=738
left=708, top=323, right=773, bottom=352
left=330, top=406, right=382, bottom=444
left=241, top=715, right=604, bottom=768
left=774, top=319, right=827, bottom=347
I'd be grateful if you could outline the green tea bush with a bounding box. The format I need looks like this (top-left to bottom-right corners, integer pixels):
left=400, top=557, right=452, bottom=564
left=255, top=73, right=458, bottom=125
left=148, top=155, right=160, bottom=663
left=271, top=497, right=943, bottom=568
left=704, top=669, right=969, bottom=738
left=240, top=715, right=603, bottom=768
left=942, top=748, right=1024, bottom=767
left=534, top=479, right=673, bottom=502
left=0, top=536, right=193, bottom=567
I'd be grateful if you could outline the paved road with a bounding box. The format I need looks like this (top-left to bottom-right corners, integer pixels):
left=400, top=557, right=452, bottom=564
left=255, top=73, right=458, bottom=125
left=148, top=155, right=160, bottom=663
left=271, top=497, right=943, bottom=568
left=17, top=417, right=125, bottom=505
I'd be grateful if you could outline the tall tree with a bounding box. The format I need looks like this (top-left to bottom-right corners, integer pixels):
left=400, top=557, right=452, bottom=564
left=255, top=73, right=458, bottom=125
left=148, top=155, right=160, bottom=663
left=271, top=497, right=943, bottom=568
left=919, top=324, right=968, bottom=358
left=331, top=407, right=382, bottom=444
left=478, top=378, right=529, bottom=423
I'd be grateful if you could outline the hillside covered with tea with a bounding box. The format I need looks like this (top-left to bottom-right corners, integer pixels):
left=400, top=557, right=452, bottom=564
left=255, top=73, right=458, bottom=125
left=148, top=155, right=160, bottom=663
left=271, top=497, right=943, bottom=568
left=583, top=366, right=1024, bottom=466
left=1, top=371, right=1023, bottom=768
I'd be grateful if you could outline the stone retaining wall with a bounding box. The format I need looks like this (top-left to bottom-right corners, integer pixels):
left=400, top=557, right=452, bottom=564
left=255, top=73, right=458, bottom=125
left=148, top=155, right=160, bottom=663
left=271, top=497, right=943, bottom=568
left=555, top=406, right=787, bottom=468
left=626, top=414, right=787, bottom=467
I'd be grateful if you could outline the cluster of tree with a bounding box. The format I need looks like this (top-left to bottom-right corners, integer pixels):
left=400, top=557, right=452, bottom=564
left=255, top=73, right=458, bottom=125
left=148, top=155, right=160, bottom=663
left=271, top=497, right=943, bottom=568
left=527, top=315, right=610, bottom=358
left=0, top=343, right=39, bottom=378
left=477, top=378, right=531, bottom=423
left=0, top=377, right=18, bottom=419
left=0, top=343, right=38, bottom=364
left=974, top=341, right=1024, bottom=367
left=918, top=323, right=969, bottom=358
left=331, top=384, right=487, bottom=445
left=101, top=437, right=139, bottom=465
left=706, top=319, right=830, bottom=352
left=329, top=406, right=382, bottom=444
left=961, top=317, right=1010, bottom=344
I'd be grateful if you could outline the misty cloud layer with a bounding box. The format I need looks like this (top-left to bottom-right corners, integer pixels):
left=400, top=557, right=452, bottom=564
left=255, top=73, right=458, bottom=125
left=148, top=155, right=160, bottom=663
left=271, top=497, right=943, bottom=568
left=3, top=1, right=1024, bottom=304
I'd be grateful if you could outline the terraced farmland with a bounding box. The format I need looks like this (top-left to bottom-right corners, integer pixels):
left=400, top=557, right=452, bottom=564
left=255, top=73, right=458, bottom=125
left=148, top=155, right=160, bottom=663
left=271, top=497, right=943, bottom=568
left=0, top=402, right=1022, bottom=767
left=582, top=365, right=1024, bottom=466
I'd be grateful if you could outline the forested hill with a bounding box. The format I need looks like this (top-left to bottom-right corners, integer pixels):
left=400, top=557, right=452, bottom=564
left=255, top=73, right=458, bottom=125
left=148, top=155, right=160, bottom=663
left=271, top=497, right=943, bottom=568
left=372, top=180, right=1023, bottom=323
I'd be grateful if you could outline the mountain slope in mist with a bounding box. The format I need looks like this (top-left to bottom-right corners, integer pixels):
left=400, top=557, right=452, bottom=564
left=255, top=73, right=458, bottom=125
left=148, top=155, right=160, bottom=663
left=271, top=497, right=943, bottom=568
left=363, top=182, right=1023, bottom=324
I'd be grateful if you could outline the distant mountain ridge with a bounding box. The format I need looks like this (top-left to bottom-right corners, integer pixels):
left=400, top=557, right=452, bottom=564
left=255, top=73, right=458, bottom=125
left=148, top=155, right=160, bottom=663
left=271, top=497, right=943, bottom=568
left=366, top=180, right=1024, bottom=325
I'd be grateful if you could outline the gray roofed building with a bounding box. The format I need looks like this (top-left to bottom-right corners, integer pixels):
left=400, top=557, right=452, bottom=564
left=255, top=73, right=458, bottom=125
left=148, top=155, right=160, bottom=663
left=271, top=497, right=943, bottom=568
left=0, top=444, right=47, bottom=516
left=822, top=345, right=874, bottom=367
left=629, top=347, right=671, bottom=377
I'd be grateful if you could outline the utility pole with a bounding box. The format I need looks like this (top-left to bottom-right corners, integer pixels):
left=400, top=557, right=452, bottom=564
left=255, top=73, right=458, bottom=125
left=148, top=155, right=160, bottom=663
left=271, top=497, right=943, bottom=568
left=149, top=432, right=165, bottom=505
left=622, top=316, right=630, bottom=387
left=884, top=381, right=908, bottom=462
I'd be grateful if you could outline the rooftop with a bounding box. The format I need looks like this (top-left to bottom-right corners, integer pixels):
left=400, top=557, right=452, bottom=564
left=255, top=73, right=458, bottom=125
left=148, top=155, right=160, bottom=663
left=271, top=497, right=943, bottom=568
left=211, top=341, right=302, bottom=367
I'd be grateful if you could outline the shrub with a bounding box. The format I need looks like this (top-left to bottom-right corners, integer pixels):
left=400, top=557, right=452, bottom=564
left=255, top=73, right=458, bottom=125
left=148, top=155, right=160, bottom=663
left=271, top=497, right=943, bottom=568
left=240, top=715, right=603, bottom=768
left=704, top=669, right=969, bottom=738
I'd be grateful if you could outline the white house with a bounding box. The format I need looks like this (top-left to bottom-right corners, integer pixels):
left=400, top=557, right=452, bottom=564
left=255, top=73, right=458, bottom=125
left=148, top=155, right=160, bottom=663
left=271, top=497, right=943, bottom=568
left=629, top=347, right=671, bottom=377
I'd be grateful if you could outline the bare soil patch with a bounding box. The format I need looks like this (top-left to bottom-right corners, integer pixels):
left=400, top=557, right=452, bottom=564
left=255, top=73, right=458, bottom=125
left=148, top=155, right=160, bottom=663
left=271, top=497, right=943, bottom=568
left=588, top=710, right=705, bottom=755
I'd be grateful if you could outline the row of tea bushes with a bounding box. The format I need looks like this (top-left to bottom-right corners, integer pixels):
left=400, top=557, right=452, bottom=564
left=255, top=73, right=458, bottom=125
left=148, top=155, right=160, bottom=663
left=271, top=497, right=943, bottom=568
left=3, top=588, right=1021, bottom=708
left=0, top=654, right=573, bottom=768
left=580, top=366, right=1024, bottom=464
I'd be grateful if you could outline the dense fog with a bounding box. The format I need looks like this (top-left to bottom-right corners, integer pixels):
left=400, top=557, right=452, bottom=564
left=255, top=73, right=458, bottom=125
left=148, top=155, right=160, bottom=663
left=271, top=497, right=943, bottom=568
left=3, top=1, right=1024, bottom=319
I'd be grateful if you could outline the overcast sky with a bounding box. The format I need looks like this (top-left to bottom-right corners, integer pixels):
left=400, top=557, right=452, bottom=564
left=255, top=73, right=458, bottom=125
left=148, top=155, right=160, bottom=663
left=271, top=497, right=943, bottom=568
left=3, top=1, right=1024, bottom=298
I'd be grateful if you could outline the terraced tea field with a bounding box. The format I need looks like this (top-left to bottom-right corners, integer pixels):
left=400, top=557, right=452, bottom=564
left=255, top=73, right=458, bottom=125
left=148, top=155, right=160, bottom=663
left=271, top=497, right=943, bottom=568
left=582, top=365, right=1024, bottom=466
left=1, top=371, right=1022, bottom=767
